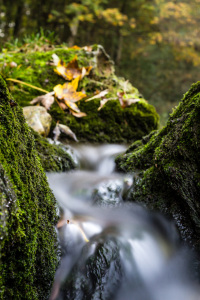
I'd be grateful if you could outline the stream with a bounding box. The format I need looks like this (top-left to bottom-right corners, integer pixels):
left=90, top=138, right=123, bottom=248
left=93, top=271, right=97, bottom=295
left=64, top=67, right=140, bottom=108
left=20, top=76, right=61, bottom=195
left=47, top=144, right=200, bottom=300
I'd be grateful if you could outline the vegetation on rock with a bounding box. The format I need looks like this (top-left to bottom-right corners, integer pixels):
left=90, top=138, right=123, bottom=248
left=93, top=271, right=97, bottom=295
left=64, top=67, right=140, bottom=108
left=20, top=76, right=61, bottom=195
left=116, top=82, right=200, bottom=253
left=32, top=130, right=76, bottom=172
left=0, top=75, right=59, bottom=299
left=0, top=44, right=159, bottom=143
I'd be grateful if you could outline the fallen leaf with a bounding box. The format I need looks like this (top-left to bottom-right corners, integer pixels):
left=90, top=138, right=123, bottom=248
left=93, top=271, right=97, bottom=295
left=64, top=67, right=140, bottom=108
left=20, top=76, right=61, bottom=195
left=97, top=97, right=117, bottom=110
left=117, top=91, right=125, bottom=107
left=30, top=92, right=55, bottom=110
left=117, top=91, right=140, bottom=108
left=53, top=122, right=78, bottom=142
left=53, top=78, right=86, bottom=117
left=70, top=111, right=87, bottom=118
left=57, top=102, right=68, bottom=110
left=58, top=123, right=78, bottom=142
left=97, top=98, right=110, bottom=111
left=10, top=61, right=17, bottom=68
left=52, top=53, right=60, bottom=66
left=64, top=99, right=81, bottom=113
left=124, top=98, right=140, bottom=106
left=54, top=77, right=86, bottom=103
left=54, top=55, right=92, bottom=80
left=68, top=45, right=81, bottom=50
left=82, top=46, right=92, bottom=52
left=85, top=89, right=109, bottom=102
left=53, top=122, right=61, bottom=141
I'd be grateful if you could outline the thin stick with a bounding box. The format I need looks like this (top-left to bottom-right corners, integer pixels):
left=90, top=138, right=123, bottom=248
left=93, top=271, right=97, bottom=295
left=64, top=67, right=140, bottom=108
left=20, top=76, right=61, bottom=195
left=6, top=78, right=49, bottom=94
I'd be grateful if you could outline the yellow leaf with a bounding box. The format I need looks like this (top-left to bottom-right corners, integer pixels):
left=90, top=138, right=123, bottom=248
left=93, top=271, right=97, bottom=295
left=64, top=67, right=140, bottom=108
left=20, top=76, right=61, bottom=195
left=53, top=84, right=64, bottom=99
left=64, top=99, right=80, bottom=113
left=54, top=55, right=92, bottom=80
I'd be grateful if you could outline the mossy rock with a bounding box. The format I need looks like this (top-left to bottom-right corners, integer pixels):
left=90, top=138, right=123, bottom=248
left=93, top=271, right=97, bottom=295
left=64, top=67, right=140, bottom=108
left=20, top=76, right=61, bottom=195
left=116, top=82, right=200, bottom=253
left=32, top=130, right=76, bottom=172
left=0, top=45, right=159, bottom=143
left=0, top=75, right=59, bottom=299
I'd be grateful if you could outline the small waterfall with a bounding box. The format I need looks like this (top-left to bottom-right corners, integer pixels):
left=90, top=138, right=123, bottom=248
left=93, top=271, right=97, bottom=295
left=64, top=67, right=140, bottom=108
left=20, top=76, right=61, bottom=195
left=47, top=144, right=200, bottom=300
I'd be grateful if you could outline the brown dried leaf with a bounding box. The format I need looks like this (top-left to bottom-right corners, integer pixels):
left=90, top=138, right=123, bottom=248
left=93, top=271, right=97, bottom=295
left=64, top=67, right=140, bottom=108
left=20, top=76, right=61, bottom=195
left=70, top=111, right=87, bottom=118
left=30, top=92, right=55, bottom=110
left=97, top=98, right=110, bottom=111
left=117, top=91, right=125, bottom=107
left=124, top=98, right=140, bottom=106
left=85, top=89, right=109, bottom=102
left=97, top=97, right=117, bottom=111
left=53, top=122, right=61, bottom=141
left=58, top=102, right=68, bottom=110
left=58, top=123, right=78, bottom=142
left=82, top=46, right=93, bottom=52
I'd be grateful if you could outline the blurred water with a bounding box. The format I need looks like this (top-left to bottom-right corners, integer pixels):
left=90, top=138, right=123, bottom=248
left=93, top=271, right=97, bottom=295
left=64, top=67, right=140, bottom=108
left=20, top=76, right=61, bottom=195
left=47, top=144, right=200, bottom=300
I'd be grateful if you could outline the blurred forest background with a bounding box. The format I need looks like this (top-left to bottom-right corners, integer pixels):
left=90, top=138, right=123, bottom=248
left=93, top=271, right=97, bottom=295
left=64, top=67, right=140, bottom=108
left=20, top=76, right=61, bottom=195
left=0, top=0, right=200, bottom=125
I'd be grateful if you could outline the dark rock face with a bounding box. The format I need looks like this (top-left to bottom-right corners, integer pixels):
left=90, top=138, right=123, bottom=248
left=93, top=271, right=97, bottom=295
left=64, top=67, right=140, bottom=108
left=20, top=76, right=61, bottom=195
left=0, top=75, right=59, bottom=299
left=116, top=82, right=200, bottom=253
left=60, top=235, right=123, bottom=300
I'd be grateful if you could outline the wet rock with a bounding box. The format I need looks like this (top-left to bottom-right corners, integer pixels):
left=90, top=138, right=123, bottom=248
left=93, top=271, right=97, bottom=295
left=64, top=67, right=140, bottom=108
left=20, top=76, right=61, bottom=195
left=116, top=82, right=200, bottom=254
left=55, top=235, right=125, bottom=300
left=23, top=106, right=52, bottom=136
left=92, top=180, right=123, bottom=208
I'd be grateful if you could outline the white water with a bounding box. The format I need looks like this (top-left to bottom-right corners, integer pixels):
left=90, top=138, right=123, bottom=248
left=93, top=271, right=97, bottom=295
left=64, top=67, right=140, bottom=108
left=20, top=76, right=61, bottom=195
left=47, top=144, right=200, bottom=300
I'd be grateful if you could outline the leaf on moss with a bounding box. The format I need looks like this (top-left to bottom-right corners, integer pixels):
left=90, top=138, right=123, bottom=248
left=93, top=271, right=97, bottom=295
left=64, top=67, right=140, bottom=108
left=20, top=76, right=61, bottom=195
left=117, top=91, right=125, bottom=107
left=98, top=98, right=110, bottom=111
left=82, top=46, right=93, bottom=52
left=30, top=91, right=55, bottom=110
left=53, top=54, right=92, bottom=80
left=97, top=97, right=117, bottom=110
left=54, top=77, right=87, bottom=117
left=117, top=91, right=140, bottom=108
left=85, top=89, right=109, bottom=102
left=124, top=98, right=140, bottom=106
left=53, top=122, right=78, bottom=142
left=54, top=77, right=86, bottom=103
left=68, top=45, right=81, bottom=50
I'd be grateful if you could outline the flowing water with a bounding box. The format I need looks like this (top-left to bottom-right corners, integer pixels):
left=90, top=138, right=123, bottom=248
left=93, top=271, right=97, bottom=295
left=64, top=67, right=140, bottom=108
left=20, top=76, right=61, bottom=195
left=47, top=144, right=200, bottom=300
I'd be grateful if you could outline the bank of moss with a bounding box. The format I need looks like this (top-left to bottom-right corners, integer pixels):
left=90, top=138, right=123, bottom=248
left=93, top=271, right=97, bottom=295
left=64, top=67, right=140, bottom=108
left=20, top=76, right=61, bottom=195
left=32, top=130, right=76, bottom=172
left=0, top=45, right=159, bottom=143
left=116, top=82, right=200, bottom=252
left=0, top=76, right=59, bottom=299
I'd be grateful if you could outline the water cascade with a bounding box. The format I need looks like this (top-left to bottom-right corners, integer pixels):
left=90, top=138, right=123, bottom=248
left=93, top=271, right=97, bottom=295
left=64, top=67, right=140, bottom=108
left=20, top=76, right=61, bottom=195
left=47, top=144, right=200, bottom=300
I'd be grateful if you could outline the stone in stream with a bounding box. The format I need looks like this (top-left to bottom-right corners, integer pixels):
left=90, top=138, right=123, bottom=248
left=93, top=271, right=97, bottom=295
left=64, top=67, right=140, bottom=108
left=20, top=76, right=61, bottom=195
left=116, top=82, right=200, bottom=259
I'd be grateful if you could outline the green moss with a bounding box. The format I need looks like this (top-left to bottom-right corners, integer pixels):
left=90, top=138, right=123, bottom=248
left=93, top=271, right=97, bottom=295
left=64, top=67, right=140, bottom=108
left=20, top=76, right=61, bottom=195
left=0, top=45, right=159, bottom=143
left=32, top=130, right=76, bottom=172
left=0, top=76, right=58, bottom=299
left=116, top=81, right=200, bottom=252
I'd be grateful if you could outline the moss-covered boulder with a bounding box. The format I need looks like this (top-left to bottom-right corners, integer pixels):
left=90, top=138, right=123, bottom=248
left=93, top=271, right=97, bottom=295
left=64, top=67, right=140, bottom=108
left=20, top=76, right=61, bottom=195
left=116, top=82, right=200, bottom=253
left=0, top=76, right=59, bottom=299
left=32, top=130, right=76, bottom=172
left=0, top=45, right=159, bottom=143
